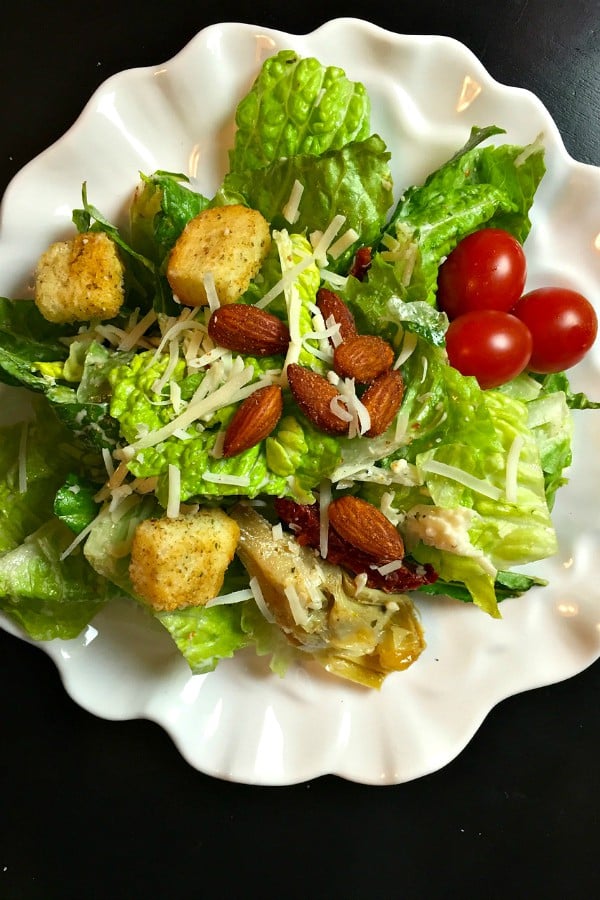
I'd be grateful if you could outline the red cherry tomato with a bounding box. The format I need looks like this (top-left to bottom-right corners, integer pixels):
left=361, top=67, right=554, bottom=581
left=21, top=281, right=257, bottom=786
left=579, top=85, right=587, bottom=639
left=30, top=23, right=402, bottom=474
left=437, top=228, right=527, bottom=319
left=445, top=310, right=532, bottom=389
left=512, top=287, right=598, bottom=373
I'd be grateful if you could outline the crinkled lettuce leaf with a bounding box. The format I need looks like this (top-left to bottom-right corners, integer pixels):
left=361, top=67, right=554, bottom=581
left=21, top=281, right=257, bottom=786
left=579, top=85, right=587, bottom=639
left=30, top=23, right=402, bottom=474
left=108, top=349, right=341, bottom=504
left=341, top=254, right=449, bottom=346
left=361, top=339, right=558, bottom=616
left=0, top=396, right=103, bottom=555
left=216, top=135, right=394, bottom=272
left=382, top=127, right=545, bottom=306
left=229, top=49, right=371, bottom=173
left=82, top=496, right=276, bottom=675
left=129, top=170, right=210, bottom=266
left=0, top=519, right=117, bottom=640
left=0, top=400, right=119, bottom=640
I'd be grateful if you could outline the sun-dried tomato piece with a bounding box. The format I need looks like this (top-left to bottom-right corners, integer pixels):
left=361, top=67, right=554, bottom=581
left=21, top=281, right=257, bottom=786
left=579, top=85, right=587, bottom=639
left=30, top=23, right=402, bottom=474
left=348, top=246, right=372, bottom=281
left=274, top=498, right=438, bottom=593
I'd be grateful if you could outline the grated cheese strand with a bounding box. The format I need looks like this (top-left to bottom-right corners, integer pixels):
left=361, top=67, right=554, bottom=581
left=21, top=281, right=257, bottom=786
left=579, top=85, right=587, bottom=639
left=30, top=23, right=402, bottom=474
left=202, top=472, right=251, bottom=487
left=312, top=214, right=346, bottom=262
left=203, top=271, right=221, bottom=311
left=284, top=584, right=310, bottom=628
left=205, top=588, right=254, bottom=608
left=166, top=464, right=181, bottom=518
left=116, top=365, right=255, bottom=456
left=420, top=458, right=503, bottom=500
left=249, top=576, right=276, bottom=623
left=319, top=479, right=331, bottom=560
left=118, top=309, right=157, bottom=352
left=282, top=179, right=304, bottom=224
left=327, top=227, right=359, bottom=261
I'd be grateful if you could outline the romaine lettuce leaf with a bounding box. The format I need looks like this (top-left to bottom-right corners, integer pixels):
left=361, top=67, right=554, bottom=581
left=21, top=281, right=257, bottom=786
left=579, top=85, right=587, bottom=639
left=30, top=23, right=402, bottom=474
left=382, top=128, right=545, bottom=306
left=229, top=50, right=371, bottom=173
left=82, top=496, right=273, bottom=675
left=129, top=170, right=210, bottom=265
left=0, top=519, right=117, bottom=640
left=216, top=135, right=394, bottom=272
left=341, top=254, right=449, bottom=346
left=107, top=337, right=341, bottom=505
left=0, top=396, right=103, bottom=555
left=361, top=339, right=558, bottom=616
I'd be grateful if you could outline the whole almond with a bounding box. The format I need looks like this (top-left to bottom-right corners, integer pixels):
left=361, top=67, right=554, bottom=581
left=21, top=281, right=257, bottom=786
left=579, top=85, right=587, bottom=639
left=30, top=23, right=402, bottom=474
left=333, top=334, right=395, bottom=383
left=208, top=304, right=290, bottom=356
left=222, top=384, right=283, bottom=457
left=286, top=364, right=350, bottom=436
left=362, top=370, right=405, bottom=437
left=316, top=288, right=357, bottom=343
left=327, top=495, right=405, bottom=562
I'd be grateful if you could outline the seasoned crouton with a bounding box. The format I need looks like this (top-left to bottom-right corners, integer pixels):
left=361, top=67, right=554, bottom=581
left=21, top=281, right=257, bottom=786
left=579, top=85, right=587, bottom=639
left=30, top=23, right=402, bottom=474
left=166, top=204, right=271, bottom=306
left=129, top=508, right=240, bottom=611
left=34, top=231, right=125, bottom=324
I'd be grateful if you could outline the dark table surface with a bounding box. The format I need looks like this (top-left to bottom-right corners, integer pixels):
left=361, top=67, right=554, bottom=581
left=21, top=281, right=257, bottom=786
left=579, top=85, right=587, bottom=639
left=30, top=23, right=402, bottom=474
left=1, top=2, right=598, bottom=898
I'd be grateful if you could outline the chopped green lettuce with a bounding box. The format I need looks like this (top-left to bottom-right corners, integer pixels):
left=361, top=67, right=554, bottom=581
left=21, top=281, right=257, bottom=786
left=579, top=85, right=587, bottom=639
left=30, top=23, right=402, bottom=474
left=382, top=128, right=545, bottom=306
left=107, top=349, right=341, bottom=505
left=229, top=50, right=371, bottom=173
left=129, top=170, right=210, bottom=266
left=361, top=339, right=557, bottom=616
left=217, top=135, right=394, bottom=272
left=0, top=519, right=116, bottom=640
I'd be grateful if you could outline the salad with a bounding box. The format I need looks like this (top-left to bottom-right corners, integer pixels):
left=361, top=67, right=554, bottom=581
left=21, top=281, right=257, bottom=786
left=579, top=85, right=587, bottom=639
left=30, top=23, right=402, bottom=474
left=0, top=49, right=597, bottom=690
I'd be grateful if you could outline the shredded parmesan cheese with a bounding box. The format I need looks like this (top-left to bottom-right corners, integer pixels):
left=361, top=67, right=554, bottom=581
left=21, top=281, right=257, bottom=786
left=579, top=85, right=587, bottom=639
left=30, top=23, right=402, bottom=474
left=118, top=309, right=157, bottom=352
left=202, top=472, right=251, bottom=487
left=312, top=214, right=346, bottom=262
left=115, top=364, right=255, bottom=457
left=376, top=560, right=405, bottom=576
left=203, top=271, right=221, bottom=312
left=205, top=588, right=254, bottom=607
left=249, top=576, right=275, bottom=623
left=282, top=179, right=304, bottom=224
left=166, top=464, right=181, bottom=518
left=319, top=479, right=331, bottom=559
left=420, top=458, right=503, bottom=500
left=394, top=331, right=418, bottom=368
left=284, top=583, right=310, bottom=627
left=327, top=227, right=359, bottom=260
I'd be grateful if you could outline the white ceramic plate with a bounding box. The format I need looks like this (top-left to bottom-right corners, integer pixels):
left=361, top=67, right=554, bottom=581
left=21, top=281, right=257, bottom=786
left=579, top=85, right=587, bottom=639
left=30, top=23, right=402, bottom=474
left=1, top=19, right=599, bottom=785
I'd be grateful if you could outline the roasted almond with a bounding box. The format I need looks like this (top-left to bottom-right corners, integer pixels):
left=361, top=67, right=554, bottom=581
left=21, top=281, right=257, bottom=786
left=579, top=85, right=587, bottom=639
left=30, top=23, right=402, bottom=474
left=286, top=363, right=350, bottom=436
left=316, top=288, right=357, bottom=343
left=222, top=384, right=283, bottom=457
left=361, top=370, right=405, bottom=437
left=333, top=334, right=395, bottom=383
left=327, top=495, right=405, bottom=562
left=208, top=304, right=290, bottom=356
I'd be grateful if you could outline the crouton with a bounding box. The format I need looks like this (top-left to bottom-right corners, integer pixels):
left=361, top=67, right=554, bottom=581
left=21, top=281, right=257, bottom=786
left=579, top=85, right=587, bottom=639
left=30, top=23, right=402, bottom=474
left=34, top=231, right=125, bottom=324
left=166, top=204, right=271, bottom=307
left=128, top=508, right=240, bottom=611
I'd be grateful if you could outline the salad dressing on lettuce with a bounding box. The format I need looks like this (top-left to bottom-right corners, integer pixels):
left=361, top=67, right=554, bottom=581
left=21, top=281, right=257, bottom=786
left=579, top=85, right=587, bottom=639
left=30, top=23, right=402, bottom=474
left=0, top=50, right=597, bottom=688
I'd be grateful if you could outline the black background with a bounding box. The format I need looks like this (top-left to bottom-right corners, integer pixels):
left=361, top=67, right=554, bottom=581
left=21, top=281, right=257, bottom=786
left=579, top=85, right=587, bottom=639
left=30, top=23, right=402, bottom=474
left=1, top=2, right=599, bottom=898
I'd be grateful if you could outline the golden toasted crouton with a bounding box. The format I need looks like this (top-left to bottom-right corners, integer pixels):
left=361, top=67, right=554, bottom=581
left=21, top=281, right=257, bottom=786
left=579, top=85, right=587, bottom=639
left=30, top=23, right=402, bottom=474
left=34, top=231, right=125, bottom=324
left=166, top=204, right=271, bottom=306
left=129, top=508, right=240, bottom=612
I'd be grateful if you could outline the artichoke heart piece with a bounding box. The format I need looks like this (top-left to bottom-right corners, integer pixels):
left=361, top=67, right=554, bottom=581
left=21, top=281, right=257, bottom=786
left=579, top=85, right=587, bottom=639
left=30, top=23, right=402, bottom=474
left=230, top=504, right=426, bottom=689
